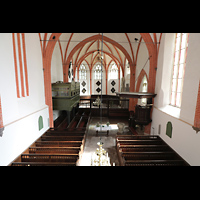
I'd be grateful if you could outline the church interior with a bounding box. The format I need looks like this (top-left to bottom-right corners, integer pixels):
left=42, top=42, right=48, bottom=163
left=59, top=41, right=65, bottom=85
left=0, top=33, right=200, bottom=166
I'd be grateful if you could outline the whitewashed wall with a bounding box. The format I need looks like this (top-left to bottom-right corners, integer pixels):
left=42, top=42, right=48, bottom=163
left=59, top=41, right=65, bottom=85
left=0, top=33, right=49, bottom=165
left=151, top=33, right=200, bottom=166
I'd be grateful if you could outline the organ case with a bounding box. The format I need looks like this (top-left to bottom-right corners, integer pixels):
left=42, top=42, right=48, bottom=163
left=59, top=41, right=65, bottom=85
left=52, top=81, right=80, bottom=111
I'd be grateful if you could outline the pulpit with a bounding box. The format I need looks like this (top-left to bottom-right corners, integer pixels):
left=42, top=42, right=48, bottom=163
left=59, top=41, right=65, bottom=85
left=134, top=105, right=152, bottom=125
left=115, top=92, right=156, bottom=130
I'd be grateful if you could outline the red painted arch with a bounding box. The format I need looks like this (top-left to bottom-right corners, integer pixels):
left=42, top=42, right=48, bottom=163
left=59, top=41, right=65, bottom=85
left=64, top=35, right=134, bottom=81
left=136, top=69, right=148, bottom=92
left=75, top=50, right=124, bottom=76
left=43, top=33, right=157, bottom=128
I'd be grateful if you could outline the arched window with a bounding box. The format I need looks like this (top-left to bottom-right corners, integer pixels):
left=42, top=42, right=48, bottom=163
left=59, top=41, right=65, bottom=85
left=79, top=64, right=87, bottom=80
left=137, top=74, right=148, bottom=106
left=125, top=59, right=130, bottom=75
left=92, top=63, right=106, bottom=94
left=94, top=63, right=103, bottom=79
left=170, top=33, right=189, bottom=107
left=142, top=75, right=148, bottom=92
left=79, top=62, right=90, bottom=95
left=108, top=62, right=118, bottom=80
left=141, top=75, right=148, bottom=105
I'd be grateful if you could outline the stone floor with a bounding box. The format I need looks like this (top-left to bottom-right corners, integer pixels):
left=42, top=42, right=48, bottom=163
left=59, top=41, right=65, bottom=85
left=78, top=117, right=132, bottom=166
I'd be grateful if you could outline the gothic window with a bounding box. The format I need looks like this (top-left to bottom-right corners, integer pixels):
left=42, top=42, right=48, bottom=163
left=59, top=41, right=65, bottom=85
left=108, top=62, right=118, bottom=80
left=80, top=63, right=90, bottom=95
left=141, top=75, right=148, bottom=105
left=170, top=33, right=189, bottom=108
left=94, top=64, right=102, bottom=79
left=126, top=59, right=130, bottom=75
left=79, top=64, right=87, bottom=80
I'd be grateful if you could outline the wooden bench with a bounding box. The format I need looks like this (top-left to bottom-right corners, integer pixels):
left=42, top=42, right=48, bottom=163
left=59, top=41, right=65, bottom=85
left=117, top=139, right=164, bottom=145
left=54, top=112, right=67, bottom=129
left=29, top=147, right=80, bottom=154
left=124, top=160, right=187, bottom=166
left=116, top=135, right=160, bottom=140
left=40, top=136, right=84, bottom=141
left=12, top=162, right=76, bottom=166
left=45, top=131, right=85, bottom=136
left=116, top=135, right=190, bottom=166
left=76, top=117, right=88, bottom=128
left=21, top=154, right=78, bottom=163
left=12, top=109, right=89, bottom=166
left=122, top=151, right=179, bottom=160
left=35, top=141, right=82, bottom=147
left=117, top=144, right=172, bottom=152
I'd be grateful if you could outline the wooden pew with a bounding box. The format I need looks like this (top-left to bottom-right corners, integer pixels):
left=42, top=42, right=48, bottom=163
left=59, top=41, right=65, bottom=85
left=116, top=135, right=160, bottom=140
left=67, top=116, right=82, bottom=130
left=122, top=151, right=179, bottom=160
left=45, top=131, right=85, bottom=136
left=116, top=135, right=190, bottom=166
left=12, top=108, right=89, bottom=166
left=21, top=154, right=78, bottom=163
left=35, top=141, right=82, bottom=147
left=117, top=144, right=172, bottom=152
left=40, top=136, right=84, bottom=141
left=54, top=112, right=67, bottom=129
left=56, top=117, right=69, bottom=131
left=29, top=147, right=80, bottom=154
left=12, top=162, right=76, bottom=166
left=119, top=150, right=189, bottom=166
left=76, top=117, right=88, bottom=129
left=117, top=139, right=164, bottom=145
left=124, top=160, right=188, bottom=166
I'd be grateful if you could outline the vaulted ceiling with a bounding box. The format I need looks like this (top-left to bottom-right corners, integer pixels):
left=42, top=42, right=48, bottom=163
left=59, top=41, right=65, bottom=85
left=39, top=33, right=163, bottom=128
left=39, top=33, right=162, bottom=73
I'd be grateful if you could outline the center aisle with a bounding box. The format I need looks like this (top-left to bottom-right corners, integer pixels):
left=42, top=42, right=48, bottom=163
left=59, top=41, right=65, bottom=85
left=78, top=117, right=129, bottom=166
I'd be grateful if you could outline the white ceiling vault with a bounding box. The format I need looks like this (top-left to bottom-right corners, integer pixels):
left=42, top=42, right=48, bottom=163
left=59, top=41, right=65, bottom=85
left=40, top=33, right=162, bottom=75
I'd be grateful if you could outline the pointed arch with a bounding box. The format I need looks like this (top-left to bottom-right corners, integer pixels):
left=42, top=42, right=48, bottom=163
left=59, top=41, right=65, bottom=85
left=64, top=35, right=133, bottom=83
left=136, top=69, right=148, bottom=92
left=42, top=33, right=157, bottom=128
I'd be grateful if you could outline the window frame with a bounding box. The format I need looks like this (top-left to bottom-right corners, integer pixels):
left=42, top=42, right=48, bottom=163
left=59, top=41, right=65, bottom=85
left=94, top=63, right=103, bottom=79
left=170, top=33, right=189, bottom=108
left=79, top=64, right=87, bottom=80
left=108, top=61, right=118, bottom=80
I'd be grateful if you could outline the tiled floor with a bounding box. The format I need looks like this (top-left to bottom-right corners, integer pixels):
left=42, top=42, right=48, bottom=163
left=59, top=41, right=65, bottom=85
left=78, top=117, right=131, bottom=166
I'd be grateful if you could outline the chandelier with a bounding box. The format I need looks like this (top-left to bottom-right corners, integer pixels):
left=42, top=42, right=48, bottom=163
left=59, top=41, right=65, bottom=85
left=91, top=141, right=114, bottom=166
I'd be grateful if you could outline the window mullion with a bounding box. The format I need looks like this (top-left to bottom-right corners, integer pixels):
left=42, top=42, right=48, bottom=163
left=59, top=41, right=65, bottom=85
left=175, top=33, right=183, bottom=107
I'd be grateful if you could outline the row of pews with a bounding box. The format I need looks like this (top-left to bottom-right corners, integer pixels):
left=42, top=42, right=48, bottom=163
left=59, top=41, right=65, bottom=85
left=52, top=110, right=90, bottom=131
left=11, top=111, right=90, bottom=166
left=116, top=135, right=190, bottom=166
